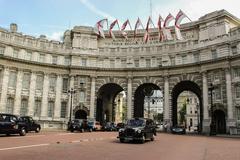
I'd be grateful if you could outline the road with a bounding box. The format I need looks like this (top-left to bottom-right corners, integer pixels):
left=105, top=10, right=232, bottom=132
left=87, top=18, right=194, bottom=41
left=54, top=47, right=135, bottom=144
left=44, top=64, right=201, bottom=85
left=0, top=131, right=239, bottom=160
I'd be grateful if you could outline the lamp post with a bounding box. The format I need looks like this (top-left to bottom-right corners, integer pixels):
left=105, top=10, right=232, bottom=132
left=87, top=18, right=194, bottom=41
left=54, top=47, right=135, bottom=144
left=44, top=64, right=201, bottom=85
left=68, top=88, right=76, bottom=129
left=208, top=83, right=215, bottom=135
left=143, top=87, right=154, bottom=118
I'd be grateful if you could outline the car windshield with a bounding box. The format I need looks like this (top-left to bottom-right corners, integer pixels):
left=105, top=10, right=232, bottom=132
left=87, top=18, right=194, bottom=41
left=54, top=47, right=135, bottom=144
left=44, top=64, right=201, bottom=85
left=127, top=119, right=145, bottom=127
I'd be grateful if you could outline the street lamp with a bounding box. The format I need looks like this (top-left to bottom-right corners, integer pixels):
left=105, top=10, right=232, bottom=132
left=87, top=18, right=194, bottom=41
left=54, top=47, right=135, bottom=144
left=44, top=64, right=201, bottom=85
left=208, top=83, right=216, bottom=135
left=68, top=88, right=76, bottom=129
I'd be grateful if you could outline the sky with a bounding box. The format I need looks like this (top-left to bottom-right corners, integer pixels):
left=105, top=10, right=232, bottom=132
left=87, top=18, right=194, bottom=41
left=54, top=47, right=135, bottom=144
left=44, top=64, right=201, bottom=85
left=0, top=0, right=239, bottom=41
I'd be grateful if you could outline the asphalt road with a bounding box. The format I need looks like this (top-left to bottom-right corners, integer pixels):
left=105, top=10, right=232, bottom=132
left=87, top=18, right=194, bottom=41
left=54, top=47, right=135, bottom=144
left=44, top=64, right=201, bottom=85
left=0, top=131, right=239, bottom=160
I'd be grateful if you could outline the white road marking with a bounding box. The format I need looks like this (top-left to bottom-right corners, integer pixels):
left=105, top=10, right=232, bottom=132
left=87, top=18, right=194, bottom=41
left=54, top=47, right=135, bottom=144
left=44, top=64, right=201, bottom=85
left=57, top=133, right=74, bottom=136
left=72, top=140, right=80, bottom=143
left=11, top=135, right=46, bottom=139
left=0, top=143, right=50, bottom=151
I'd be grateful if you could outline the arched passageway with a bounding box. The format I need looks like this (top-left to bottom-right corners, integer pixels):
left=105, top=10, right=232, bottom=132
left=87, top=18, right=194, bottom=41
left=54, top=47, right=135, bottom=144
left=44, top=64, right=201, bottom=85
left=75, top=109, right=87, bottom=119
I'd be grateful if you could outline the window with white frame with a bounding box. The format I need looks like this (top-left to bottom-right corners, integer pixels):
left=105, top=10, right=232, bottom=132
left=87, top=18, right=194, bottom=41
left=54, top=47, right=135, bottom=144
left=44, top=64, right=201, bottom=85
left=64, top=57, right=70, bottom=65
left=182, top=55, right=187, bottom=64
left=212, top=49, right=217, bottom=59
left=193, top=52, right=200, bottom=62
left=22, top=73, right=31, bottom=90
left=60, top=102, right=67, bottom=118
left=49, top=76, right=56, bottom=92
left=170, top=56, right=175, bottom=65
left=8, top=71, right=17, bottom=88
left=36, top=75, right=43, bottom=91
left=235, top=84, right=240, bottom=98
left=214, top=86, right=221, bottom=100
left=146, top=59, right=151, bottom=67
left=62, top=78, right=69, bottom=92
left=6, top=97, right=14, bottom=114
left=81, top=58, right=87, bottom=66
left=25, top=51, right=32, bottom=60
left=39, top=54, right=45, bottom=62
left=13, top=49, right=19, bottom=58
left=52, top=56, right=58, bottom=64
left=134, top=59, right=139, bottom=67
left=236, top=107, right=240, bottom=120
left=233, top=68, right=240, bottom=78
left=79, top=91, right=85, bottom=102
left=0, top=46, right=5, bottom=55
left=48, top=101, right=54, bottom=118
left=34, top=100, right=41, bottom=117
left=20, top=99, right=28, bottom=116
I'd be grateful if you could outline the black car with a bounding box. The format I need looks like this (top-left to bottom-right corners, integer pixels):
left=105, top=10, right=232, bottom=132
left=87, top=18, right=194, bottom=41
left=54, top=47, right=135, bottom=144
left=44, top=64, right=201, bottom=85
left=116, top=123, right=125, bottom=131
left=0, top=113, right=27, bottom=136
left=117, top=118, right=156, bottom=143
left=69, top=119, right=92, bottom=132
left=171, top=125, right=186, bottom=134
left=102, top=122, right=117, bottom=131
left=20, top=116, right=41, bottom=133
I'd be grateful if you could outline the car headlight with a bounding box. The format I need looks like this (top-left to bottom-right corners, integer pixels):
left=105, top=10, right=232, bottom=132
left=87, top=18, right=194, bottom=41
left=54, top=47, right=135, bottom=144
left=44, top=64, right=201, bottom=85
left=119, top=129, right=124, bottom=132
left=137, top=129, right=141, bottom=133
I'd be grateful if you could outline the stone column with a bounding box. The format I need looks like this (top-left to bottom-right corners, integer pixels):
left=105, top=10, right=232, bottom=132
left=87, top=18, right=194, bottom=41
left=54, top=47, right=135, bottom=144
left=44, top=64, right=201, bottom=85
left=40, top=74, right=49, bottom=119
left=13, top=70, right=23, bottom=115
left=163, top=76, right=170, bottom=121
left=28, top=72, right=36, bottom=116
left=127, top=77, right=132, bottom=119
left=225, top=68, right=234, bottom=133
left=0, top=67, right=9, bottom=113
left=89, top=76, right=96, bottom=118
left=67, top=76, right=74, bottom=121
left=202, top=72, right=210, bottom=133
left=54, top=75, right=62, bottom=120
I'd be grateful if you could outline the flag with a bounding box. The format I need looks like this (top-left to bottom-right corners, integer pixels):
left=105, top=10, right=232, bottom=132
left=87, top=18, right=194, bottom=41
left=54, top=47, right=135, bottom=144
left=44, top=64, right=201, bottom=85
left=121, top=19, right=132, bottom=39
left=163, top=13, right=174, bottom=28
left=134, top=17, right=144, bottom=38
left=157, top=15, right=164, bottom=41
left=175, top=10, right=191, bottom=40
left=163, top=14, right=174, bottom=40
left=109, top=19, right=120, bottom=39
left=94, top=19, right=108, bottom=38
left=144, top=16, right=155, bottom=43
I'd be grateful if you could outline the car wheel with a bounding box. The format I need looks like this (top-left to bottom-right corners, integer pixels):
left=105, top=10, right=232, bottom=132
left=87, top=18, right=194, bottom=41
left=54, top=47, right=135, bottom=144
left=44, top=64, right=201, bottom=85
left=19, top=128, right=26, bottom=136
left=140, top=135, right=145, bottom=144
left=35, top=127, right=40, bottom=133
left=6, top=133, right=10, bottom=136
left=120, top=138, right=124, bottom=143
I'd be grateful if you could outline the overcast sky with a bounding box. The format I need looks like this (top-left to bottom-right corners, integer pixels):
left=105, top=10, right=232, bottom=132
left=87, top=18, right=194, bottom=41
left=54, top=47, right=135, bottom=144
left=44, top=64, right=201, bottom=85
left=0, top=0, right=239, bottom=41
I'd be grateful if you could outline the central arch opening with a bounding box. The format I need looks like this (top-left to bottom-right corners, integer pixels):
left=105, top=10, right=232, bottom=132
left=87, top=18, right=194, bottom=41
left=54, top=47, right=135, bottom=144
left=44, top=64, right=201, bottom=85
left=96, top=83, right=126, bottom=124
left=134, top=83, right=163, bottom=122
left=172, top=81, right=203, bottom=133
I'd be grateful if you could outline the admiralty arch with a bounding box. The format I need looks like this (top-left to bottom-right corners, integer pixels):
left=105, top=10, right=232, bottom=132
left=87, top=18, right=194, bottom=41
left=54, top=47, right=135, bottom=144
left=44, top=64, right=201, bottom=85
left=0, top=10, right=240, bottom=134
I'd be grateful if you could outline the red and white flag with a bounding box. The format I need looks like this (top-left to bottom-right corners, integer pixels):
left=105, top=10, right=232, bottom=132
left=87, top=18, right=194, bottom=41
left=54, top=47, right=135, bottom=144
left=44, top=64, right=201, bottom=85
left=134, top=17, right=144, bottom=38
left=144, top=16, right=155, bottom=43
left=94, top=18, right=108, bottom=38
left=121, top=19, right=132, bottom=38
left=175, top=10, right=191, bottom=40
left=109, top=19, right=120, bottom=39
left=163, top=14, right=174, bottom=40
left=157, top=15, right=164, bottom=41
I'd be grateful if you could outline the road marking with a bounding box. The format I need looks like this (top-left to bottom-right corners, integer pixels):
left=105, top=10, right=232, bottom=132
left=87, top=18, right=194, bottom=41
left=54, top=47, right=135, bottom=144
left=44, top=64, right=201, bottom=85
left=0, top=143, right=50, bottom=151
left=57, top=133, right=74, bottom=136
left=72, top=140, right=80, bottom=143
left=11, top=135, right=46, bottom=139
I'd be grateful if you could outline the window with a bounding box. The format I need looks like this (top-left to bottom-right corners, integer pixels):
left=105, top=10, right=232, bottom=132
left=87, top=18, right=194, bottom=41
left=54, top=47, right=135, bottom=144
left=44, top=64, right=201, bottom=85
left=110, top=59, right=115, bottom=68
left=79, top=91, right=85, bottom=102
left=6, top=98, right=14, bottom=114
left=170, top=57, right=175, bottom=65
left=146, top=59, right=151, bottom=67
left=60, top=102, right=67, bottom=118
left=25, top=51, right=32, bottom=60
left=236, top=107, right=240, bottom=120
left=62, top=78, right=69, bottom=92
left=22, top=73, right=31, bottom=90
left=81, top=58, right=87, bottom=66
left=13, top=49, right=18, bottom=58
left=48, top=101, right=54, bottom=118
left=134, top=59, right=139, bottom=67
left=8, top=71, right=17, bottom=88
left=36, top=75, right=43, bottom=91
left=157, top=58, right=162, bottom=66
left=193, top=53, right=200, bottom=62
left=34, top=100, right=41, bottom=117
left=214, top=86, right=221, bottom=100
left=232, top=46, right=237, bottom=55
left=182, top=55, right=187, bottom=64
left=235, top=84, right=240, bottom=98
left=52, top=56, right=58, bottom=64
left=20, top=99, right=28, bottom=116
left=212, top=49, right=217, bottom=59
left=49, top=76, right=56, bottom=92
left=0, top=46, right=5, bottom=55
left=39, top=54, right=45, bottom=62
left=64, top=57, right=70, bottom=65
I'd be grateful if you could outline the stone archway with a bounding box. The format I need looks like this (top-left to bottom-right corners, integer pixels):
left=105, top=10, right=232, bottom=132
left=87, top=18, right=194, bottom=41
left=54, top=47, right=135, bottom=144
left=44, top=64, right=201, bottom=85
left=75, top=109, right=87, bottom=119
left=96, top=83, right=124, bottom=123
left=172, top=80, right=203, bottom=132
left=134, top=83, right=162, bottom=118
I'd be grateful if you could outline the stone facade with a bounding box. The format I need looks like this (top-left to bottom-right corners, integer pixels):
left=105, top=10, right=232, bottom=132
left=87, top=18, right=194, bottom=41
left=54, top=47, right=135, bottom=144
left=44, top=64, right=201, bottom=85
left=0, top=10, right=240, bottom=134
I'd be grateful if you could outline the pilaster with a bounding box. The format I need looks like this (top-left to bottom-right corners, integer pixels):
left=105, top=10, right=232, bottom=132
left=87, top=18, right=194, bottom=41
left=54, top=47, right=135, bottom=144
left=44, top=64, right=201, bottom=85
left=0, top=67, right=9, bottom=113
left=90, top=76, right=96, bottom=118
left=127, top=77, right=132, bottom=119
left=40, top=74, right=49, bottom=119
left=13, top=70, right=23, bottom=115
left=54, top=75, right=62, bottom=120
left=28, top=72, right=36, bottom=116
